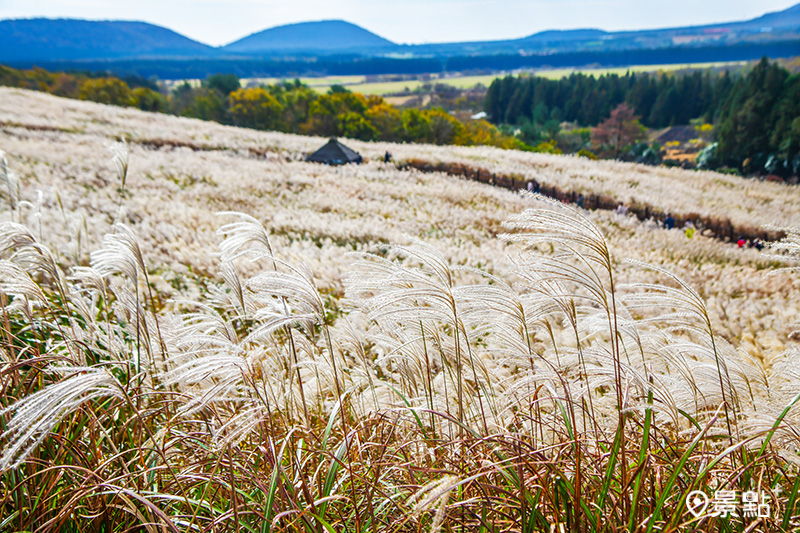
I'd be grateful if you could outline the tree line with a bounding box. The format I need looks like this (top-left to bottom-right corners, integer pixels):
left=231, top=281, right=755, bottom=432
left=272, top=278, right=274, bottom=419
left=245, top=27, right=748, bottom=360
left=0, top=65, right=165, bottom=110
left=175, top=78, right=521, bottom=148
left=485, top=58, right=800, bottom=176
left=0, top=66, right=522, bottom=150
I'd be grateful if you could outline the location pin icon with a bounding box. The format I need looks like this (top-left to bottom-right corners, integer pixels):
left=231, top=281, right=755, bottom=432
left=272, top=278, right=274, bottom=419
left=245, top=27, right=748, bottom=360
left=686, top=490, right=710, bottom=518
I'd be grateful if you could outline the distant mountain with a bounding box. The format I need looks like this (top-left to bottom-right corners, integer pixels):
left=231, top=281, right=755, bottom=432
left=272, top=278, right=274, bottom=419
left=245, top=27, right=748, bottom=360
left=411, top=3, right=800, bottom=56
left=223, top=20, right=398, bottom=55
left=576, top=2, right=800, bottom=49
left=0, top=18, right=215, bottom=62
left=520, top=29, right=609, bottom=43
left=1, top=4, right=799, bottom=77
left=702, top=2, right=800, bottom=31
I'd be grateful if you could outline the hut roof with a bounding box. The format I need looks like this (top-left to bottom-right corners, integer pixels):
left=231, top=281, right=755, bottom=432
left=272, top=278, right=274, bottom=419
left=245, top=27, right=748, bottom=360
left=306, top=138, right=362, bottom=165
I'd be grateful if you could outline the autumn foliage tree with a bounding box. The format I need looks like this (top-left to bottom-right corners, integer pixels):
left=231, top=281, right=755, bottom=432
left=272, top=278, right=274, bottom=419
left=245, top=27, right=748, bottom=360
left=229, top=87, right=282, bottom=130
left=461, top=119, right=525, bottom=149
left=78, top=78, right=133, bottom=106
left=591, top=103, right=646, bottom=158
left=186, top=88, right=226, bottom=122
left=0, top=64, right=525, bottom=151
left=365, top=103, right=403, bottom=142
left=131, top=87, right=167, bottom=112
left=427, top=108, right=466, bottom=145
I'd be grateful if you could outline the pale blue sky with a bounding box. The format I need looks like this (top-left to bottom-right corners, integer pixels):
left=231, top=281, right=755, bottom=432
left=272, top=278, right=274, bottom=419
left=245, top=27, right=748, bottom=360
left=0, top=0, right=795, bottom=46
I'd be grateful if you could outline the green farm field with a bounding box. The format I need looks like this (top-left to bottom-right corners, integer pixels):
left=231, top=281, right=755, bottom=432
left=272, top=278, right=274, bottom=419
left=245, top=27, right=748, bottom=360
left=239, top=74, right=498, bottom=94
left=235, top=60, right=747, bottom=95
left=532, top=60, right=747, bottom=79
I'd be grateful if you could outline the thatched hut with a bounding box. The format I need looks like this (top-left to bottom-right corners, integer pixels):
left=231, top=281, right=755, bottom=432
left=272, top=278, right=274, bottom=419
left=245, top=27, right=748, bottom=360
left=306, top=138, right=362, bottom=165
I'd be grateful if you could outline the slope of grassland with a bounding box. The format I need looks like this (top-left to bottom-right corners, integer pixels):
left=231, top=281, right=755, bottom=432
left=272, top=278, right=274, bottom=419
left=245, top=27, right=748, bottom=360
left=1, top=87, right=796, bottom=360
left=3, top=87, right=800, bottom=531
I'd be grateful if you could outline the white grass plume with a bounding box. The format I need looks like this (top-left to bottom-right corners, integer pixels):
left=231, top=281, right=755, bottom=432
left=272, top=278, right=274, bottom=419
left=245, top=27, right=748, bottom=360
left=0, top=367, right=123, bottom=471
left=108, top=141, right=129, bottom=190
left=502, top=197, right=610, bottom=274
left=0, top=259, right=47, bottom=304
left=91, top=224, right=146, bottom=282
left=216, top=211, right=274, bottom=263
left=408, top=474, right=460, bottom=533
left=0, top=221, right=63, bottom=283
left=0, top=150, right=20, bottom=215
left=345, top=239, right=464, bottom=326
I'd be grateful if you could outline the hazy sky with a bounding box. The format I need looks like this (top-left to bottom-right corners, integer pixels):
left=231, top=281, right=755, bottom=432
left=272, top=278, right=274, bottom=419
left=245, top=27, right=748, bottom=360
left=0, top=0, right=795, bottom=46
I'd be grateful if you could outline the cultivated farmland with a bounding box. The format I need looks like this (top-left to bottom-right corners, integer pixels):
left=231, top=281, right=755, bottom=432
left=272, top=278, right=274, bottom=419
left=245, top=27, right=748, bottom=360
left=233, top=61, right=747, bottom=96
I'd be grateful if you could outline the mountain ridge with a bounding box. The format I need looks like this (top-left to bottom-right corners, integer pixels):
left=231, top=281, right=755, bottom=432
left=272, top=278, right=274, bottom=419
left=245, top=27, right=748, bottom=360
left=0, top=18, right=215, bottom=61
left=1, top=4, right=798, bottom=67
left=223, top=20, right=397, bottom=54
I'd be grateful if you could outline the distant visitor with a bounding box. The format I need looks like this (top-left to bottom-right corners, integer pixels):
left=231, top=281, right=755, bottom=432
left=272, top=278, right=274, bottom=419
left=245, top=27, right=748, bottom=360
left=306, top=138, right=363, bottom=166
left=684, top=220, right=696, bottom=239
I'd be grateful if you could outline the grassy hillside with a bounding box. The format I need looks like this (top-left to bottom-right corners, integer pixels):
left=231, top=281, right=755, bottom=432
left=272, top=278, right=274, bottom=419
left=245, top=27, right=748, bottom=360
left=1, top=88, right=799, bottom=530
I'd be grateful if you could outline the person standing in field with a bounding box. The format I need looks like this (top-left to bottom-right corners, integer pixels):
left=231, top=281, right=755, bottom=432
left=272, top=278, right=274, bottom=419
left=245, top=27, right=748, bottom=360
left=664, top=213, right=675, bottom=230
left=684, top=220, right=696, bottom=238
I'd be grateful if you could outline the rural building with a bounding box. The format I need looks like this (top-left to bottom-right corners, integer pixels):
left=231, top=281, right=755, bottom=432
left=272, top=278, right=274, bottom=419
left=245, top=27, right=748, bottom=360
left=306, top=138, right=362, bottom=165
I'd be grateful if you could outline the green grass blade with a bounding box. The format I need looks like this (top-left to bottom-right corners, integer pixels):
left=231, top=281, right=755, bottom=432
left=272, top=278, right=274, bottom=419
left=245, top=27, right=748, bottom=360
left=782, top=474, right=800, bottom=531
left=628, top=387, right=653, bottom=531
left=388, top=383, right=430, bottom=440
left=757, top=392, right=800, bottom=459
left=317, top=440, right=348, bottom=519
left=644, top=404, right=722, bottom=533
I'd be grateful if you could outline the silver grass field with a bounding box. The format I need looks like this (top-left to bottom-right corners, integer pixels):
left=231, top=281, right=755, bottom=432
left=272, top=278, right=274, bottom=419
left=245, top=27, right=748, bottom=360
left=1, top=87, right=800, bottom=531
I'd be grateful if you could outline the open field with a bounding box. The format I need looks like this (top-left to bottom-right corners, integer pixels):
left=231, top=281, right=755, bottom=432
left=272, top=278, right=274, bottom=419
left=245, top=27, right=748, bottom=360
left=533, top=61, right=748, bottom=80
left=2, top=87, right=800, bottom=530
left=239, top=74, right=497, bottom=95
left=242, top=74, right=367, bottom=89
left=164, top=75, right=370, bottom=92
left=334, top=74, right=501, bottom=95
left=229, top=61, right=747, bottom=96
